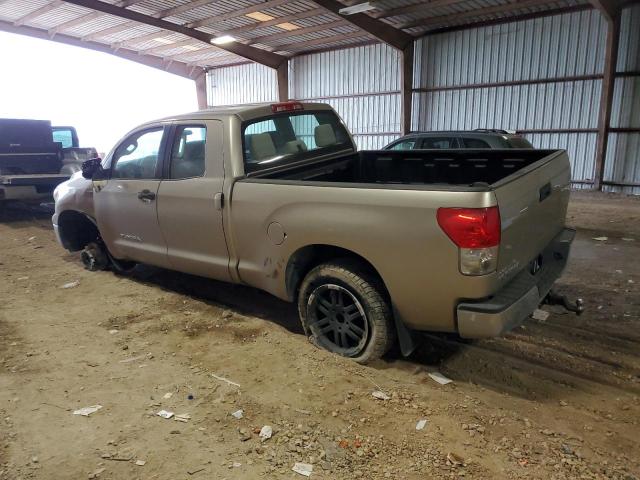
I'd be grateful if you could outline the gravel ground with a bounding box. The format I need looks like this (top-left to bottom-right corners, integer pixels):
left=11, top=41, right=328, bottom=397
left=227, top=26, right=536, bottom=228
left=0, top=190, right=638, bottom=480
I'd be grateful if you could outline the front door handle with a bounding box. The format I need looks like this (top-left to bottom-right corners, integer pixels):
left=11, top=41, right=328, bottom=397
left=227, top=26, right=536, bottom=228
left=137, top=189, right=156, bottom=202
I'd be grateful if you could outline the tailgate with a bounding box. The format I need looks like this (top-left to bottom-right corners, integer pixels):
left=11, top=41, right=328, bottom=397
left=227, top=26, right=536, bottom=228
left=493, top=150, right=571, bottom=283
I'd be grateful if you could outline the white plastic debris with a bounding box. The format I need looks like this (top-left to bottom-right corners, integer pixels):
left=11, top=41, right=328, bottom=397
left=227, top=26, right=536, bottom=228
left=428, top=372, right=453, bottom=385
left=163, top=392, right=173, bottom=400
left=231, top=409, right=244, bottom=419
left=175, top=413, right=191, bottom=423
left=416, top=419, right=428, bottom=430
left=73, top=405, right=102, bottom=416
left=371, top=390, right=391, bottom=401
left=621, top=238, right=635, bottom=242
left=292, top=462, right=313, bottom=477
left=232, top=462, right=242, bottom=468
left=135, top=460, right=146, bottom=466
left=61, top=280, right=80, bottom=289
left=592, top=236, right=608, bottom=241
left=531, top=309, right=550, bottom=321
left=259, top=425, right=273, bottom=441
left=157, top=410, right=174, bottom=419
left=108, top=329, right=119, bottom=335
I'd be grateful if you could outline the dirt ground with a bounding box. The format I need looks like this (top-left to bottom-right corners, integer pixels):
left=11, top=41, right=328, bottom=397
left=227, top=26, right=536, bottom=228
left=0, top=190, right=638, bottom=480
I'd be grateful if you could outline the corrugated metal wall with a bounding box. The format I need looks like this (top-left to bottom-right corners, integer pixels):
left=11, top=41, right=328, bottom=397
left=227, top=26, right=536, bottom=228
left=206, top=62, right=278, bottom=106
left=606, top=5, right=640, bottom=194
left=204, top=6, right=639, bottom=192
left=412, top=9, right=607, bottom=187
left=290, top=43, right=402, bottom=149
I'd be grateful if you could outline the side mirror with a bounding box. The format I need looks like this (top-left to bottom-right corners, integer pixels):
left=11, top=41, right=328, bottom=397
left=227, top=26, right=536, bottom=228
left=81, top=157, right=103, bottom=179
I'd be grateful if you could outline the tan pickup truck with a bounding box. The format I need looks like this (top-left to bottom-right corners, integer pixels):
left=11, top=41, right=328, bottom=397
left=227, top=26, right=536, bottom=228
left=52, top=102, right=575, bottom=363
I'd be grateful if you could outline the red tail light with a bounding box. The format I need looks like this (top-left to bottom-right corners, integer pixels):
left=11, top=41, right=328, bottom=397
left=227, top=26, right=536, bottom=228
left=271, top=101, right=304, bottom=113
left=437, top=207, right=501, bottom=248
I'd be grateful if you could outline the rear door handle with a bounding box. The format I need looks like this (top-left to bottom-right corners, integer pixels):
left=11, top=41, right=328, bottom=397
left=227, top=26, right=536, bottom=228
left=137, top=189, right=156, bottom=202
left=214, top=192, right=224, bottom=211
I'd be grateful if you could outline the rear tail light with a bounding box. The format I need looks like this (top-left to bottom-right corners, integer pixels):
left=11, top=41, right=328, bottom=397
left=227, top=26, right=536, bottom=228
left=271, top=101, right=304, bottom=113
left=437, top=207, right=501, bottom=276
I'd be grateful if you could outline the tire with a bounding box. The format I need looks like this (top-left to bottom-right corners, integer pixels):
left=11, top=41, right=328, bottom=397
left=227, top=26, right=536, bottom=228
left=297, top=260, right=396, bottom=364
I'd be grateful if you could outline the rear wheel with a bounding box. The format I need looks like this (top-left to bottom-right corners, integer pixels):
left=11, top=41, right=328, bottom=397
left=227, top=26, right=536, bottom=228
left=297, top=260, right=395, bottom=364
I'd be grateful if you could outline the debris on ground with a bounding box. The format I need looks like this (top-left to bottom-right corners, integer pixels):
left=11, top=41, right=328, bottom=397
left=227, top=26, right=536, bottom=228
left=88, top=467, right=106, bottom=479
left=416, top=419, right=428, bottom=430
left=447, top=452, right=465, bottom=466
left=371, top=390, right=391, bottom=401
left=119, top=355, right=146, bottom=364
left=73, top=405, right=102, bottom=416
left=187, top=467, right=205, bottom=475
left=292, top=462, right=313, bottom=477
left=592, top=236, right=608, bottom=241
left=61, top=280, right=80, bottom=289
left=231, top=409, right=243, bottom=419
left=175, top=413, right=191, bottom=423
left=531, top=309, right=550, bottom=321
left=428, top=372, right=453, bottom=385
left=135, top=460, right=146, bottom=466
left=621, top=237, right=635, bottom=241
left=163, top=392, right=173, bottom=399
left=157, top=410, right=174, bottom=419
left=259, top=425, right=273, bottom=441
left=211, top=373, right=240, bottom=387
left=108, top=329, right=119, bottom=335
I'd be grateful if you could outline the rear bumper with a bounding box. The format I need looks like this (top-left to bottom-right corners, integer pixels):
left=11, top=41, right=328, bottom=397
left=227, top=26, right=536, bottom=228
left=456, top=227, right=575, bottom=338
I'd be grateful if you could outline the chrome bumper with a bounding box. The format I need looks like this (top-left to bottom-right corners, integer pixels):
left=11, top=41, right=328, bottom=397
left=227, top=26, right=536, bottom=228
left=457, top=228, right=575, bottom=338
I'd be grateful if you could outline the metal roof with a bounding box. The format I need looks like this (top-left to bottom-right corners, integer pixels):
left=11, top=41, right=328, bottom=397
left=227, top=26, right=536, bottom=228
left=0, top=0, right=593, bottom=78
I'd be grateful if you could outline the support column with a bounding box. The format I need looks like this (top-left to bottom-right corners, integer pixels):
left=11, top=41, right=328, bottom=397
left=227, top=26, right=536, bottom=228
left=594, top=9, right=621, bottom=190
left=277, top=61, right=289, bottom=102
left=401, top=42, right=414, bottom=135
left=195, top=71, right=208, bottom=110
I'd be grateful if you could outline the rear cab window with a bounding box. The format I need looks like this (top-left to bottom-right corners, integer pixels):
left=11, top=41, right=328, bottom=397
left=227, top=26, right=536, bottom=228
left=461, top=138, right=492, bottom=149
left=242, top=107, right=353, bottom=174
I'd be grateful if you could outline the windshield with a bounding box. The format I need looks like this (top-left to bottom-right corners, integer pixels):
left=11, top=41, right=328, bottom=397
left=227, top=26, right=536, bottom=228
left=242, top=110, right=353, bottom=174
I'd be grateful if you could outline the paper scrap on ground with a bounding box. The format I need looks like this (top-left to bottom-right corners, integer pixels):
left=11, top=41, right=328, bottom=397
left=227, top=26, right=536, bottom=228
left=175, top=413, right=191, bottom=423
left=157, top=410, right=174, bottom=419
left=428, top=372, right=453, bottom=385
left=61, top=280, right=80, bottom=289
left=371, top=390, right=391, bottom=401
left=163, top=392, right=173, bottom=399
left=292, top=462, right=313, bottom=477
left=135, top=460, right=146, bottom=466
left=73, top=405, right=102, bottom=416
left=531, top=309, right=550, bottom=321
left=231, top=409, right=244, bottom=419
left=621, top=237, right=635, bottom=242
left=416, top=419, right=428, bottom=430
left=592, top=236, right=608, bottom=241
left=259, top=425, right=273, bottom=440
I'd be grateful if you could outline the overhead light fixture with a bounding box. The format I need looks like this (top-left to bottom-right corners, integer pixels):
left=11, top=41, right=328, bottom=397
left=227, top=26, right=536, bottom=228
left=182, top=45, right=201, bottom=51
left=211, top=35, right=236, bottom=45
left=246, top=11, right=275, bottom=21
left=153, top=37, right=174, bottom=44
left=275, top=22, right=300, bottom=31
left=338, top=1, right=376, bottom=15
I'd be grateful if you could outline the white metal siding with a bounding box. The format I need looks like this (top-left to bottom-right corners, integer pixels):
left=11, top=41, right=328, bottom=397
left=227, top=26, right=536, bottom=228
left=206, top=63, right=278, bottom=106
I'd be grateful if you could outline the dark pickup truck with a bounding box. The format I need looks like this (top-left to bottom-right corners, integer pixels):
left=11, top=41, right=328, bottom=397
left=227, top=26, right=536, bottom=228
left=0, top=118, right=97, bottom=203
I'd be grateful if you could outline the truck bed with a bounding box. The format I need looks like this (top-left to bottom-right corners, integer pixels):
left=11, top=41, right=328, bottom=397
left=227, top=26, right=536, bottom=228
left=253, top=149, right=560, bottom=188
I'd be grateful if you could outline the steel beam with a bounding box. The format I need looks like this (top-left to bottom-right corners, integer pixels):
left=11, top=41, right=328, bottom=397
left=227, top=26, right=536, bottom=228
left=588, top=0, right=620, bottom=20
left=61, top=0, right=288, bottom=68
left=312, top=0, right=413, bottom=50
left=0, top=20, right=202, bottom=79
left=277, top=62, right=289, bottom=101
left=195, top=72, right=208, bottom=109
left=401, top=43, right=414, bottom=135
left=594, top=7, right=622, bottom=190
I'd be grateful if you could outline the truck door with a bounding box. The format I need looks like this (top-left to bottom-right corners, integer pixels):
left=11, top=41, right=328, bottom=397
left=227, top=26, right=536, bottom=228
left=156, top=121, right=231, bottom=281
left=94, top=126, right=171, bottom=268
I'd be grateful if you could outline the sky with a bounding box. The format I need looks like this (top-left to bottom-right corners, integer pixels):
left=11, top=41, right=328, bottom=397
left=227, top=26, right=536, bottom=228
left=0, top=31, right=198, bottom=155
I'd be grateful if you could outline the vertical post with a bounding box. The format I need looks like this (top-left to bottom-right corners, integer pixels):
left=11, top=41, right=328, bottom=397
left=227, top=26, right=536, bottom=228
left=401, top=42, right=414, bottom=135
left=594, top=10, right=621, bottom=190
left=195, top=71, right=208, bottom=110
left=277, top=61, right=289, bottom=102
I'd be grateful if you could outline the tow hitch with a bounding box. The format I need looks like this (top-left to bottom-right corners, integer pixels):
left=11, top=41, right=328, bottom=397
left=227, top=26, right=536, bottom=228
left=543, top=290, right=584, bottom=315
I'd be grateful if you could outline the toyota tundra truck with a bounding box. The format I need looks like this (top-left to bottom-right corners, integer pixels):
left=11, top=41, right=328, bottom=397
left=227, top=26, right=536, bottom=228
left=52, top=102, right=575, bottom=363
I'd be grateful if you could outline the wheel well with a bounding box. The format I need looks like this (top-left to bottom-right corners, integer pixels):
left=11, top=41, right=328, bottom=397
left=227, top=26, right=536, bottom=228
left=285, top=245, right=388, bottom=302
left=57, top=210, right=99, bottom=252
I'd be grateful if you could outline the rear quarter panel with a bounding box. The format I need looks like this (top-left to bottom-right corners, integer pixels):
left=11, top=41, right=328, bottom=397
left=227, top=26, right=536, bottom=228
left=229, top=181, right=502, bottom=332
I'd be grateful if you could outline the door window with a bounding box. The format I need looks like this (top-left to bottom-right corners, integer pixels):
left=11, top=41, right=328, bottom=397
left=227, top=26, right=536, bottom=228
left=388, top=139, right=417, bottom=150
left=112, top=128, right=164, bottom=179
left=169, top=126, right=206, bottom=179
left=461, top=138, right=492, bottom=149
left=422, top=137, right=457, bottom=149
